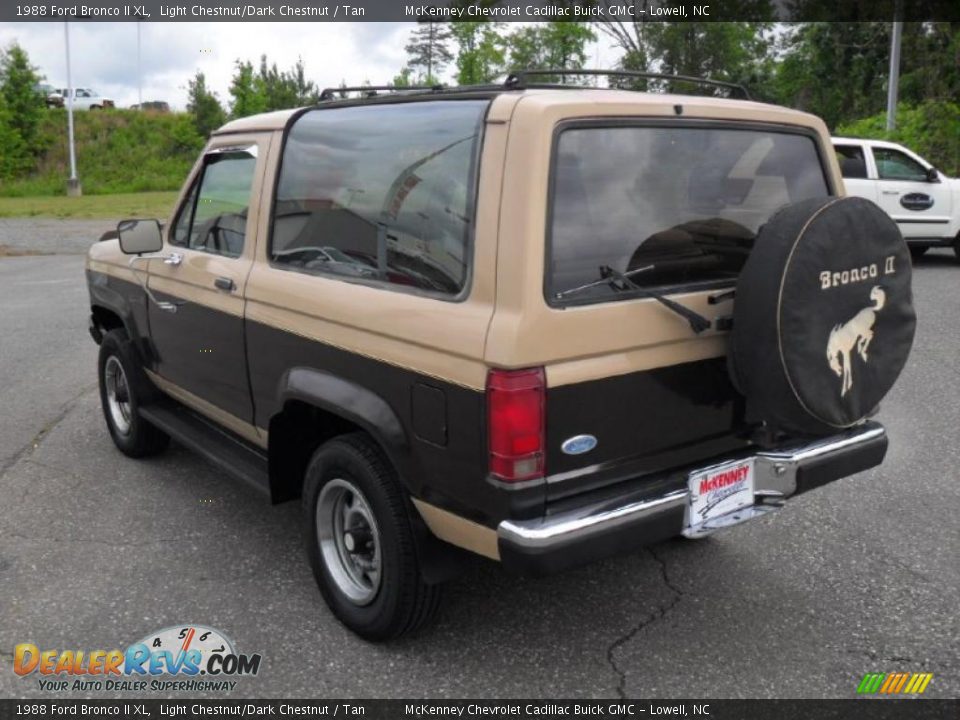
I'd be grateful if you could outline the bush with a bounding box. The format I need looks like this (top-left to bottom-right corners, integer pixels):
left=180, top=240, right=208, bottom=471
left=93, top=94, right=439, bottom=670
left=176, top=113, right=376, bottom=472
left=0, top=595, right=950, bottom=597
left=837, top=101, right=960, bottom=177
left=0, top=108, right=203, bottom=196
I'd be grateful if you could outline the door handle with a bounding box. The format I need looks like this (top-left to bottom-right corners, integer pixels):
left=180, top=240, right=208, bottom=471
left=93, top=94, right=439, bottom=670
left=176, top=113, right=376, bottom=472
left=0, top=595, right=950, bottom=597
left=214, top=277, right=235, bottom=292
left=164, top=252, right=183, bottom=266
left=882, top=190, right=900, bottom=195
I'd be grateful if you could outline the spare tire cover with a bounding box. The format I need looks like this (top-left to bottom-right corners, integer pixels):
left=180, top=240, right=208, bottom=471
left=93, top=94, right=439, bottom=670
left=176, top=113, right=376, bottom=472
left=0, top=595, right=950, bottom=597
left=731, top=196, right=916, bottom=436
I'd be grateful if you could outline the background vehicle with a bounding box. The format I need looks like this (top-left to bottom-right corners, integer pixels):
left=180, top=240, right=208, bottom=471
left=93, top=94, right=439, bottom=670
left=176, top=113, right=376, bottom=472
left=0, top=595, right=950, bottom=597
left=35, top=83, right=63, bottom=108
left=834, top=137, right=960, bottom=260
left=56, top=87, right=115, bottom=110
left=86, top=72, right=915, bottom=640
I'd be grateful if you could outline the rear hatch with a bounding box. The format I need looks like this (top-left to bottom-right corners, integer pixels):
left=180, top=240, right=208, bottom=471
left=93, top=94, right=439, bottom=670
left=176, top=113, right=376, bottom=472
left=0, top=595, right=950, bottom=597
left=485, top=95, right=837, bottom=503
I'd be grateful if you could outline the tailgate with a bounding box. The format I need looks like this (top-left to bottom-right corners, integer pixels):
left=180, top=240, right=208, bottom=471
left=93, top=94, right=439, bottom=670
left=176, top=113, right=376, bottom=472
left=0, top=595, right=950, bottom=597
left=545, top=355, right=750, bottom=502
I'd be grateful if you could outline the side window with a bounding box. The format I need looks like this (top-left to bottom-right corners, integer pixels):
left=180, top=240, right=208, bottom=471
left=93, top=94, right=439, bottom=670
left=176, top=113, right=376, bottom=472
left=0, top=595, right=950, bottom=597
left=835, top=145, right=867, bottom=179
left=170, top=150, right=256, bottom=258
left=270, top=100, right=488, bottom=295
left=874, top=148, right=927, bottom=182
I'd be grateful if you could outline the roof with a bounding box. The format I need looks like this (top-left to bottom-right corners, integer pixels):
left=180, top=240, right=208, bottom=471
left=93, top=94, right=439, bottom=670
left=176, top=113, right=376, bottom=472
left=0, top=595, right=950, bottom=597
left=213, top=87, right=824, bottom=135
left=832, top=136, right=904, bottom=149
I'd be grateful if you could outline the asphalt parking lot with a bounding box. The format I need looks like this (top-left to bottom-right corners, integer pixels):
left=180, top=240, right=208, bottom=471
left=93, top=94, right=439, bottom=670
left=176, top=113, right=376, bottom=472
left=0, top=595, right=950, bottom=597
left=0, top=223, right=957, bottom=700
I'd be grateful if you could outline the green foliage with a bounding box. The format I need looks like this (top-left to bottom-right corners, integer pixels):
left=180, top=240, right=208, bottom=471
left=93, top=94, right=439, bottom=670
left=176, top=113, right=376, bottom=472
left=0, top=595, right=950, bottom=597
left=186, top=71, right=225, bottom=139
left=506, top=22, right=596, bottom=82
left=228, top=60, right=267, bottom=118
left=0, top=109, right=202, bottom=196
left=0, top=42, right=46, bottom=178
left=404, top=21, right=454, bottom=81
left=837, top=101, right=960, bottom=177
left=228, top=55, right=318, bottom=119
left=450, top=22, right=506, bottom=85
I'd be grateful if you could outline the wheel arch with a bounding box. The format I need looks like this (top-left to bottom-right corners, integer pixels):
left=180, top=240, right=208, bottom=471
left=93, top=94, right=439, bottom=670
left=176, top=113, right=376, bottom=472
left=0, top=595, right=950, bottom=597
left=267, top=369, right=466, bottom=585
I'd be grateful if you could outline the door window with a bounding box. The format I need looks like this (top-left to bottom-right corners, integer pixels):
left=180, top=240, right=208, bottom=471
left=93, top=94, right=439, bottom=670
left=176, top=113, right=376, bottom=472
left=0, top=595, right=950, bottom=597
left=171, top=150, right=256, bottom=258
left=874, top=148, right=927, bottom=182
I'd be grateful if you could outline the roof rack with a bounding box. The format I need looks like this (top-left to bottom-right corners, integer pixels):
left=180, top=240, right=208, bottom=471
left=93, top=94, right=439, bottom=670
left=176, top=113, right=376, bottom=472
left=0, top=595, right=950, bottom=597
left=503, top=69, right=752, bottom=100
left=318, top=84, right=444, bottom=101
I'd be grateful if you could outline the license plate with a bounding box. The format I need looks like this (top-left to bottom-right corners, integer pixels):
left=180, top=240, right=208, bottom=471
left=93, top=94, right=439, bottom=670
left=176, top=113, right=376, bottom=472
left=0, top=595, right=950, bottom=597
left=687, top=457, right=755, bottom=528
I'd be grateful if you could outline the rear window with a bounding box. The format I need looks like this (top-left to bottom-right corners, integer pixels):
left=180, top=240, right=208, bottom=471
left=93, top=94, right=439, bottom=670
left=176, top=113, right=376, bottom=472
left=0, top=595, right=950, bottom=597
left=271, top=100, right=488, bottom=296
left=547, top=123, right=830, bottom=304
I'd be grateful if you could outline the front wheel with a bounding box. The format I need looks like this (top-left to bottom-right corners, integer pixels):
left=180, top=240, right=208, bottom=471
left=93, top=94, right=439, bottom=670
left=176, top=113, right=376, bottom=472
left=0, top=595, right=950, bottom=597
left=303, top=433, right=441, bottom=640
left=97, top=329, right=169, bottom=458
left=909, top=245, right=929, bottom=260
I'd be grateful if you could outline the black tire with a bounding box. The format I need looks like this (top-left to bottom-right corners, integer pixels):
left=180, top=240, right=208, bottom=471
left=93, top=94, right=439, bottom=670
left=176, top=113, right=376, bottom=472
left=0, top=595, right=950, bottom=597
left=303, top=433, right=441, bottom=641
left=954, top=236, right=960, bottom=263
left=909, top=245, right=928, bottom=260
left=97, top=329, right=169, bottom=458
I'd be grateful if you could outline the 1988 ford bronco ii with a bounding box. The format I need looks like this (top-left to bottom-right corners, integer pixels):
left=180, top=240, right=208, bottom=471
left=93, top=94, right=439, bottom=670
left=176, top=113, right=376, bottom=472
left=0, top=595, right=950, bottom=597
left=86, top=70, right=916, bottom=640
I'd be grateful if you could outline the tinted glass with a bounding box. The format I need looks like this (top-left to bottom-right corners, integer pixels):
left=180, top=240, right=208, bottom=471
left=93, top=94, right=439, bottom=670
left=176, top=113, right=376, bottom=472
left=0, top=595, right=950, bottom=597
left=171, top=152, right=256, bottom=258
left=835, top=145, right=868, bottom=179
left=874, top=147, right=927, bottom=181
left=548, top=125, right=829, bottom=303
left=271, top=100, right=487, bottom=295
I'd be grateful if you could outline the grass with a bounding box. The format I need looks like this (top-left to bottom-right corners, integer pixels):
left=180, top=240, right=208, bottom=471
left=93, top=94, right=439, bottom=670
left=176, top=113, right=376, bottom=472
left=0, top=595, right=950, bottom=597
left=0, top=191, right=179, bottom=219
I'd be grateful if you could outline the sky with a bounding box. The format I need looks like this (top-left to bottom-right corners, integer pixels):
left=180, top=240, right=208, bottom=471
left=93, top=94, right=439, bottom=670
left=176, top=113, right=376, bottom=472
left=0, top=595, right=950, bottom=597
left=0, top=22, right=623, bottom=110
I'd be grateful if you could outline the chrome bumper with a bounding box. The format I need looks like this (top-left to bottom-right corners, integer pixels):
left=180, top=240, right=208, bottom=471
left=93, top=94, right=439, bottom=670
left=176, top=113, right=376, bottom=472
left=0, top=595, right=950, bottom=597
left=497, top=423, right=887, bottom=575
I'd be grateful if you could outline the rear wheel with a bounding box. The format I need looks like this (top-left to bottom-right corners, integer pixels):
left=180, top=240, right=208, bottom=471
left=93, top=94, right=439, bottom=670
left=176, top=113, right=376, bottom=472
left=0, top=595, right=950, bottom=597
left=97, top=329, right=169, bottom=458
left=303, top=433, right=441, bottom=640
left=954, top=235, right=960, bottom=262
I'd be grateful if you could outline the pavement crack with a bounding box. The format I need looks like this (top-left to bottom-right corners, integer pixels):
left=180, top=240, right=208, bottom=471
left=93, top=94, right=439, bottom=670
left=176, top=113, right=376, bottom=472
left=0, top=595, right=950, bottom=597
left=606, top=546, right=684, bottom=699
left=0, top=382, right=97, bottom=481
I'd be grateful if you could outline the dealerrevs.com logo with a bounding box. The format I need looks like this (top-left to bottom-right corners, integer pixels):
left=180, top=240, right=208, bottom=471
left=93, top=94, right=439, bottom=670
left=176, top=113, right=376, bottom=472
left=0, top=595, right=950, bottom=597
left=13, top=625, right=262, bottom=693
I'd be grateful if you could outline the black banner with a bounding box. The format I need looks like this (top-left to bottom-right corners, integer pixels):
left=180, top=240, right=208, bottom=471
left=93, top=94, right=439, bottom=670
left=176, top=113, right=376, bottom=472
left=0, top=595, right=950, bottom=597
left=3, top=0, right=959, bottom=23
left=0, top=700, right=958, bottom=720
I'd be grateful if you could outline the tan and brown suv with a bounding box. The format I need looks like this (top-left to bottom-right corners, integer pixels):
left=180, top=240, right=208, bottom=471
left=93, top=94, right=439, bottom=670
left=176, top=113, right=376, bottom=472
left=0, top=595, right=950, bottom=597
left=85, top=71, right=916, bottom=640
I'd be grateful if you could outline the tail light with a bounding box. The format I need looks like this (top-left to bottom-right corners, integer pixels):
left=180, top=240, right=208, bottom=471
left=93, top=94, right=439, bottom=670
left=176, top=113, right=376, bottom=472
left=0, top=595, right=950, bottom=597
left=487, top=367, right=545, bottom=483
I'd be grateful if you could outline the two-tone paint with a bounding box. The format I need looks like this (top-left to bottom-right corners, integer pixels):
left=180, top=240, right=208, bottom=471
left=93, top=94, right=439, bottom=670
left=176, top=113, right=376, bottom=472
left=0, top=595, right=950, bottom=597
left=87, top=88, right=846, bottom=567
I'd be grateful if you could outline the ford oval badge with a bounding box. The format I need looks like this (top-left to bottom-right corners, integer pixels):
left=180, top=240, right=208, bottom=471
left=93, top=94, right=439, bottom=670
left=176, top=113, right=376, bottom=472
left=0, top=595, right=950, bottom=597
left=561, top=434, right=598, bottom=455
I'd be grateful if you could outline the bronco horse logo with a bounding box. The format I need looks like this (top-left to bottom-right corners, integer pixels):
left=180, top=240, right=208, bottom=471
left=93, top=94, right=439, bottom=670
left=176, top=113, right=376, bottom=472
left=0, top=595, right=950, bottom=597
left=826, top=286, right=885, bottom=397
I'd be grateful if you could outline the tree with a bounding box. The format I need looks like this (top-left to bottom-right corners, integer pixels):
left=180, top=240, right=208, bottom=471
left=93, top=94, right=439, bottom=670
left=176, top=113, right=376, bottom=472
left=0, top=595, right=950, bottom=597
left=450, top=22, right=505, bottom=85
left=0, top=42, right=44, bottom=152
left=290, top=57, right=318, bottom=105
left=404, top=21, right=454, bottom=83
left=186, top=71, right=225, bottom=138
left=257, top=55, right=299, bottom=111
left=505, top=22, right=596, bottom=82
left=228, top=60, right=267, bottom=118
left=593, top=2, right=773, bottom=94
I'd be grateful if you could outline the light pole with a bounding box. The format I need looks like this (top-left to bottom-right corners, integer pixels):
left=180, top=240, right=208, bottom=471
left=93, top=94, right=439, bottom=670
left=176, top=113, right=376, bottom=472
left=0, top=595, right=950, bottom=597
left=137, top=22, right=142, bottom=109
left=64, top=21, right=81, bottom=197
left=886, top=20, right=902, bottom=131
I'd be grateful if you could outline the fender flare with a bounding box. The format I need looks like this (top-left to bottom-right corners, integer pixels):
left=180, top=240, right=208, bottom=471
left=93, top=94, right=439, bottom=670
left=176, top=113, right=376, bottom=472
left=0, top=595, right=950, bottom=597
left=87, top=270, right=152, bottom=364
left=277, top=366, right=410, bottom=473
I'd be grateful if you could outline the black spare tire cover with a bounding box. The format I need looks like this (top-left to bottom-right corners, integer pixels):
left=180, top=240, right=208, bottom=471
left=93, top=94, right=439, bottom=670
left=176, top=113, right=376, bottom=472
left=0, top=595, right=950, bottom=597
left=730, top=196, right=916, bottom=436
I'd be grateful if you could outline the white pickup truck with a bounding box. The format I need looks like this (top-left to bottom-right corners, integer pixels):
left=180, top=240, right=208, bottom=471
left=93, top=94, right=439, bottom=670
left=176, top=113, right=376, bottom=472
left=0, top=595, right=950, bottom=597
left=51, top=87, right=115, bottom=111
left=833, top=137, right=960, bottom=260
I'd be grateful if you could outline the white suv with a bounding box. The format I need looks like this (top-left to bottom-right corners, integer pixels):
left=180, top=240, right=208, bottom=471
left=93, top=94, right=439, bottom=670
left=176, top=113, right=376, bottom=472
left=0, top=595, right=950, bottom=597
left=833, top=137, right=960, bottom=260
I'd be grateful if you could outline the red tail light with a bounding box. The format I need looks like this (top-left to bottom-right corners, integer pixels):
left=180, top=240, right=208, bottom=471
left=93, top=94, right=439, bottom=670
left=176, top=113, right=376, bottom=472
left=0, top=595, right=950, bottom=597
left=487, top=367, right=545, bottom=483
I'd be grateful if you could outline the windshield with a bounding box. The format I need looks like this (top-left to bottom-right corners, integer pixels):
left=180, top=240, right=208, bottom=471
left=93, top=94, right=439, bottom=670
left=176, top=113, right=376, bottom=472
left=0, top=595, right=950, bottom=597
left=547, top=123, right=830, bottom=304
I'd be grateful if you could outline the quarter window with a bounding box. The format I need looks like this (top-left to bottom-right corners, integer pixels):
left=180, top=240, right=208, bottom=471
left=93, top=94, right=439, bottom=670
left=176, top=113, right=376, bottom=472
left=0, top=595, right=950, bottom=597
left=270, top=100, right=487, bottom=295
left=170, top=150, right=256, bottom=258
left=873, top=148, right=927, bottom=182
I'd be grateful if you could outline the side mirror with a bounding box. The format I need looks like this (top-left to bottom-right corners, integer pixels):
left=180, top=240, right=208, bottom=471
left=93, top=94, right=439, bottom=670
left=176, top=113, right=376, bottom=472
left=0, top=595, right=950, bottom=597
left=926, top=167, right=940, bottom=183
left=117, top=219, right=163, bottom=255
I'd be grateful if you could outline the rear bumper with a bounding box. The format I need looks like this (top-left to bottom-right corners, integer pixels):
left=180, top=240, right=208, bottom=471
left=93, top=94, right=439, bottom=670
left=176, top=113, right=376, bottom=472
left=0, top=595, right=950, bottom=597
left=497, top=422, right=887, bottom=575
